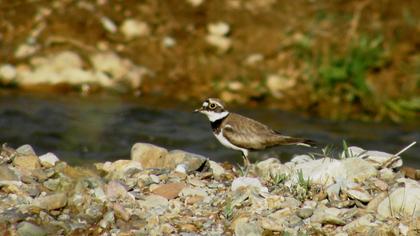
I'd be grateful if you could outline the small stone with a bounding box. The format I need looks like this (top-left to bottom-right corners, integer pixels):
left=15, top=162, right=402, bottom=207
left=105, top=180, right=129, bottom=200
left=266, top=74, right=296, bottom=98
left=113, top=203, right=130, bottom=221
left=231, top=177, right=268, bottom=193
left=245, top=54, right=264, bottom=65
left=208, top=22, right=230, bottom=36
left=162, top=36, right=176, bottom=48
left=164, top=150, right=207, bottom=172
left=16, top=144, right=36, bottom=156
left=205, top=35, right=231, bottom=53
left=255, top=158, right=291, bottom=182
left=151, top=183, right=186, bottom=199
left=186, top=0, right=204, bottom=7
left=17, top=221, right=46, bottom=236
left=209, top=160, right=225, bottom=177
left=180, top=187, right=208, bottom=198
left=346, top=188, right=372, bottom=202
left=131, top=143, right=168, bottom=168
left=101, top=16, right=117, bottom=33
left=99, top=211, right=115, bottom=228
left=120, top=19, right=150, bottom=39
left=39, top=152, right=59, bottom=167
left=297, top=208, right=314, bottom=219
left=96, top=160, right=142, bottom=179
left=234, top=219, right=262, bottom=236
left=33, top=193, right=67, bottom=210
left=140, top=195, right=169, bottom=210
left=0, top=64, right=17, bottom=81
left=13, top=155, right=41, bottom=170
left=0, top=165, right=19, bottom=181
left=15, top=44, right=39, bottom=58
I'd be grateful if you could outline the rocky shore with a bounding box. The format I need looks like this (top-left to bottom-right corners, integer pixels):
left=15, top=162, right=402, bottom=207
left=0, top=142, right=419, bottom=235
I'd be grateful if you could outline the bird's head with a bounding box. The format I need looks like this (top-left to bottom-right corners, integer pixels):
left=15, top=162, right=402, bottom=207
left=194, top=98, right=229, bottom=122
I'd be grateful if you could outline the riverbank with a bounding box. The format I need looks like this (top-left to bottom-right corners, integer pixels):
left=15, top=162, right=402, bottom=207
left=1, top=142, right=419, bottom=235
left=1, top=1, right=419, bottom=121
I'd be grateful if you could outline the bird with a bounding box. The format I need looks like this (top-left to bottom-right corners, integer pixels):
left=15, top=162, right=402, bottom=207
left=194, top=98, right=315, bottom=166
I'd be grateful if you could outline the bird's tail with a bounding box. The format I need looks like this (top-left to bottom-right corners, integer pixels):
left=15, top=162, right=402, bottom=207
left=278, top=136, right=317, bottom=147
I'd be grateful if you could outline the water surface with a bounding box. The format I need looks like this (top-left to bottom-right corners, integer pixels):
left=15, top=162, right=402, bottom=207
left=0, top=91, right=418, bottom=168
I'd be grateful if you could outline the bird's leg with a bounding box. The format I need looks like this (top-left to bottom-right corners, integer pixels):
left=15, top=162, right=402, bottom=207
left=242, top=153, right=250, bottom=167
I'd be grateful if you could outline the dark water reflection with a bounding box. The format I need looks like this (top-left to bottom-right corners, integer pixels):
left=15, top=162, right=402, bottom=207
left=0, top=91, right=419, bottom=168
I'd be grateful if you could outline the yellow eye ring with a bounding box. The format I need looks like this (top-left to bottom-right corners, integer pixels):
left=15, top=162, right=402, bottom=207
left=209, top=103, right=216, bottom=109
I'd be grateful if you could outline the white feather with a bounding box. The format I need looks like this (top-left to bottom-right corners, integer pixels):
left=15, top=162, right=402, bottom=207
left=201, top=110, right=229, bottom=122
left=214, top=127, right=248, bottom=157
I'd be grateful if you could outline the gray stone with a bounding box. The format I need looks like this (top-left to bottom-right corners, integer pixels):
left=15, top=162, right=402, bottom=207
left=0, top=165, right=19, bottom=181
left=164, top=150, right=207, bottom=172
left=297, top=208, right=314, bottom=219
left=255, top=158, right=291, bottom=182
left=131, top=143, right=168, bottom=168
left=377, top=182, right=420, bottom=218
left=13, top=155, right=41, bottom=170
left=120, top=19, right=150, bottom=39
left=38, top=152, right=59, bottom=167
left=17, top=221, right=46, bottom=236
left=234, top=220, right=262, bottom=236
left=33, top=193, right=67, bottom=210
left=209, top=160, right=225, bottom=177
left=16, top=144, right=36, bottom=156
left=231, top=177, right=268, bottom=193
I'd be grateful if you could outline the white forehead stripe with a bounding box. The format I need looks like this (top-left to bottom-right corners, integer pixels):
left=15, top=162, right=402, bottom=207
left=203, top=102, right=209, bottom=107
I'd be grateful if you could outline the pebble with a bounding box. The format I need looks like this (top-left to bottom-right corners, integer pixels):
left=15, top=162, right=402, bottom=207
left=33, top=193, right=67, bottom=210
left=120, top=19, right=150, bottom=39
left=13, top=155, right=41, bottom=170
left=151, top=183, right=186, bottom=199
left=17, top=221, right=47, bottom=236
left=39, top=152, right=60, bottom=167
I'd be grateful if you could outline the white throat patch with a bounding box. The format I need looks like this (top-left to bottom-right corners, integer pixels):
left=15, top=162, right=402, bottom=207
left=201, top=110, right=229, bottom=122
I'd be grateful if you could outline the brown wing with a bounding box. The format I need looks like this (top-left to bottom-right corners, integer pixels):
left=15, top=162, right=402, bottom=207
left=222, top=113, right=282, bottom=150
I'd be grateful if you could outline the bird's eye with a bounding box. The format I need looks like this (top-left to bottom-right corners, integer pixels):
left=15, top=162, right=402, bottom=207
left=209, top=103, right=216, bottom=109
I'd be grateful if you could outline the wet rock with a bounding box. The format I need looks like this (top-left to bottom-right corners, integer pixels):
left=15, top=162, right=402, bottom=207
left=33, top=193, right=67, bottom=210
left=151, top=183, right=186, bottom=199
left=120, top=19, right=150, bottom=39
left=39, top=152, right=59, bottom=167
left=231, top=177, right=268, bottom=193
left=13, top=155, right=41, bottom=170
left=16, top=144, right=36, bottom=156
left=17, top=221, right=47, bottom=236
left=377, top=181, right=420, bottom=218
left=131, top=143, right=168, bottom=167
left=297, top=208, right=314, bottom=219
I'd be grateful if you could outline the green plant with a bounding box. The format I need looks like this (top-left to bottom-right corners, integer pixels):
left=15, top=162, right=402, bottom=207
left=223, top=199, right=234, bottom=220
left=297, top=169, right=310, bottom=192
left=271, top=173, right=287, bottom=186
left=317, top=36, right=385, bottom=97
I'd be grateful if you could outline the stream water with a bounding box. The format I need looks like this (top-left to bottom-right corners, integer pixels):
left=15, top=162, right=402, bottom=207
left=1, top=91, right=419, bottom=168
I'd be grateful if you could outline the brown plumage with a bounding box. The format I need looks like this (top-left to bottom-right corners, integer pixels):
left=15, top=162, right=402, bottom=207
left=195, top=98, right=315, bottom=165
left=220, top=113, right=314, bottom=150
